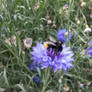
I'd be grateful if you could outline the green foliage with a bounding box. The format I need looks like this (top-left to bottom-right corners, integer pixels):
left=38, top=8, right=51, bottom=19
left=0, top=0, right=92, bottom=92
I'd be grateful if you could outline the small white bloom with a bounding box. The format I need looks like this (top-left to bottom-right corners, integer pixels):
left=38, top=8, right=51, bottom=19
left=80, top=2, right=86, bottom=7
left=65, top=32, right=68, bottom=36
left=84, top=27, right=91, bottom=33
left=47, top=19, right=52, bottom=24
left=45, top=16, right=50, bottom=19
left=5, top=38, right=11, bottom=46
left=23, top=37, right=32, bottom=48
left=34, top=2, right=40, bottom=11
left=0, top=88, right=5, bottom=92
left=46, top=90, right=54, bottom=92
left=22, top=51, right=25, bottom=54
left=90, top=14, right=92, bottom=18
left=11, top=35, right=17, bottom=47
left=80, top=83, right=84, bottom=88
left=52, top=23, right=56, bottom=28
left=80, top=49, right=86, bottom=55
left=86, top=82, right=91, bottom=86
left=77, top=20, right=80, bottom=24
left=58, top=78, right=62, bottom=83
left=59, top=9, right=63, bottom=14
left=75, top=17, right=80, bottom=24
left=63, top=85, right=70, bottom=92
left=5, top=35, right=17, bottom=47
left=64, top=85, right=70, bottom=92
left=40, top=24, right=43, bottom=30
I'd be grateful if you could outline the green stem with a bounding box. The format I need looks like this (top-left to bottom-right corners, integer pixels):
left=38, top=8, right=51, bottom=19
left=58, top=83, right=62, bottom=92
left=42, top=68, right=50, bottom=92
left=42, top=86, right=46, bottom=92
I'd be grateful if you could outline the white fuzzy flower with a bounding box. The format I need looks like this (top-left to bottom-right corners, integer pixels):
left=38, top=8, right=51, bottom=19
left=5, top=38, right=11, bottom=46
left=0, top=88, right=5, bottom=92
left=34, top=2, right=40, bottom=11
left=46, top=90, right=54, bottom=92
left=40, top=24, right=43, bottom=30
left=47, top=19, right=52, bottom=24
left=80, top=2, right=86, bottom=7
left=58, top=78, right=62, bottom=83
left=23, top=37, right=32, bottom=48
left=5, top=35, right=17, bottom=47
left=84, top=27, right=91, bottom=33
left=63, top=85, right=70, bottom=92
left=11, top=35, right=17, bottom=47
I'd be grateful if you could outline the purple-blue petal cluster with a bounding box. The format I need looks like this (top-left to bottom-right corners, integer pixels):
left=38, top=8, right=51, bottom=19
left=57, top=29, right=66, bottom=42
left=87, top=40, right=92, bottom=57
left=30, top=62, right=41, bottom=72
left=30, top=62, right=41, bottom=83
left=68, top=32, right=72, bottom=40
left=30, top=43, right=74, bottom=72
left=64, top=3, right=69, bottom=7
left=57, top=29, right=72, bottom=42
left=89, top=39, right=92, bottom=45
left=2, top=27, right=7, bottom=31
left=33, top=75, right=41, bottom=83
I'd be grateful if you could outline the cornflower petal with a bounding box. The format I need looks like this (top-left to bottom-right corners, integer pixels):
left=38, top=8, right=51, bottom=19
left=30, top=43, right=74, bottom=72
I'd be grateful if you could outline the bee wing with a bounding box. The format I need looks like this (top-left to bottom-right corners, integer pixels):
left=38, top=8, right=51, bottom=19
left=46, top=41, right=56, bottom=46
left=49, top=36, right=56, bottom=43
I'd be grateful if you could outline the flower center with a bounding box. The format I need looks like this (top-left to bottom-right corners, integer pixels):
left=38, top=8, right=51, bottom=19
left=47, top=48, right=61, bottom=60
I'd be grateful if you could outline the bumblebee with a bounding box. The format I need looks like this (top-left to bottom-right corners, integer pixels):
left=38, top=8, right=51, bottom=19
left=45, top=41, right=63, bottom=52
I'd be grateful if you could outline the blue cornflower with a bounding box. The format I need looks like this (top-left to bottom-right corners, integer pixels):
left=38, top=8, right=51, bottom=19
left=30, top=62, right=41, bottom=83
left=68, top=32, right=72, bottom=40
left=66, top=32, right=72, bottom=42
left=57, top=29, right=72, bottom=42
left=64, top=3, right=68, bottom=7
left=89, top=40, right=92, bottom=45
left=57, top=29, right=66, bottom=42
left=33, top=75, right=41, bottom=83
left=30, top=62, right=41, bottom=72
left=87, top=40, right=92, bottom=57
left=2, top=27, right=7, bottom=31
left=30, top=43, right=74, bottom=72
